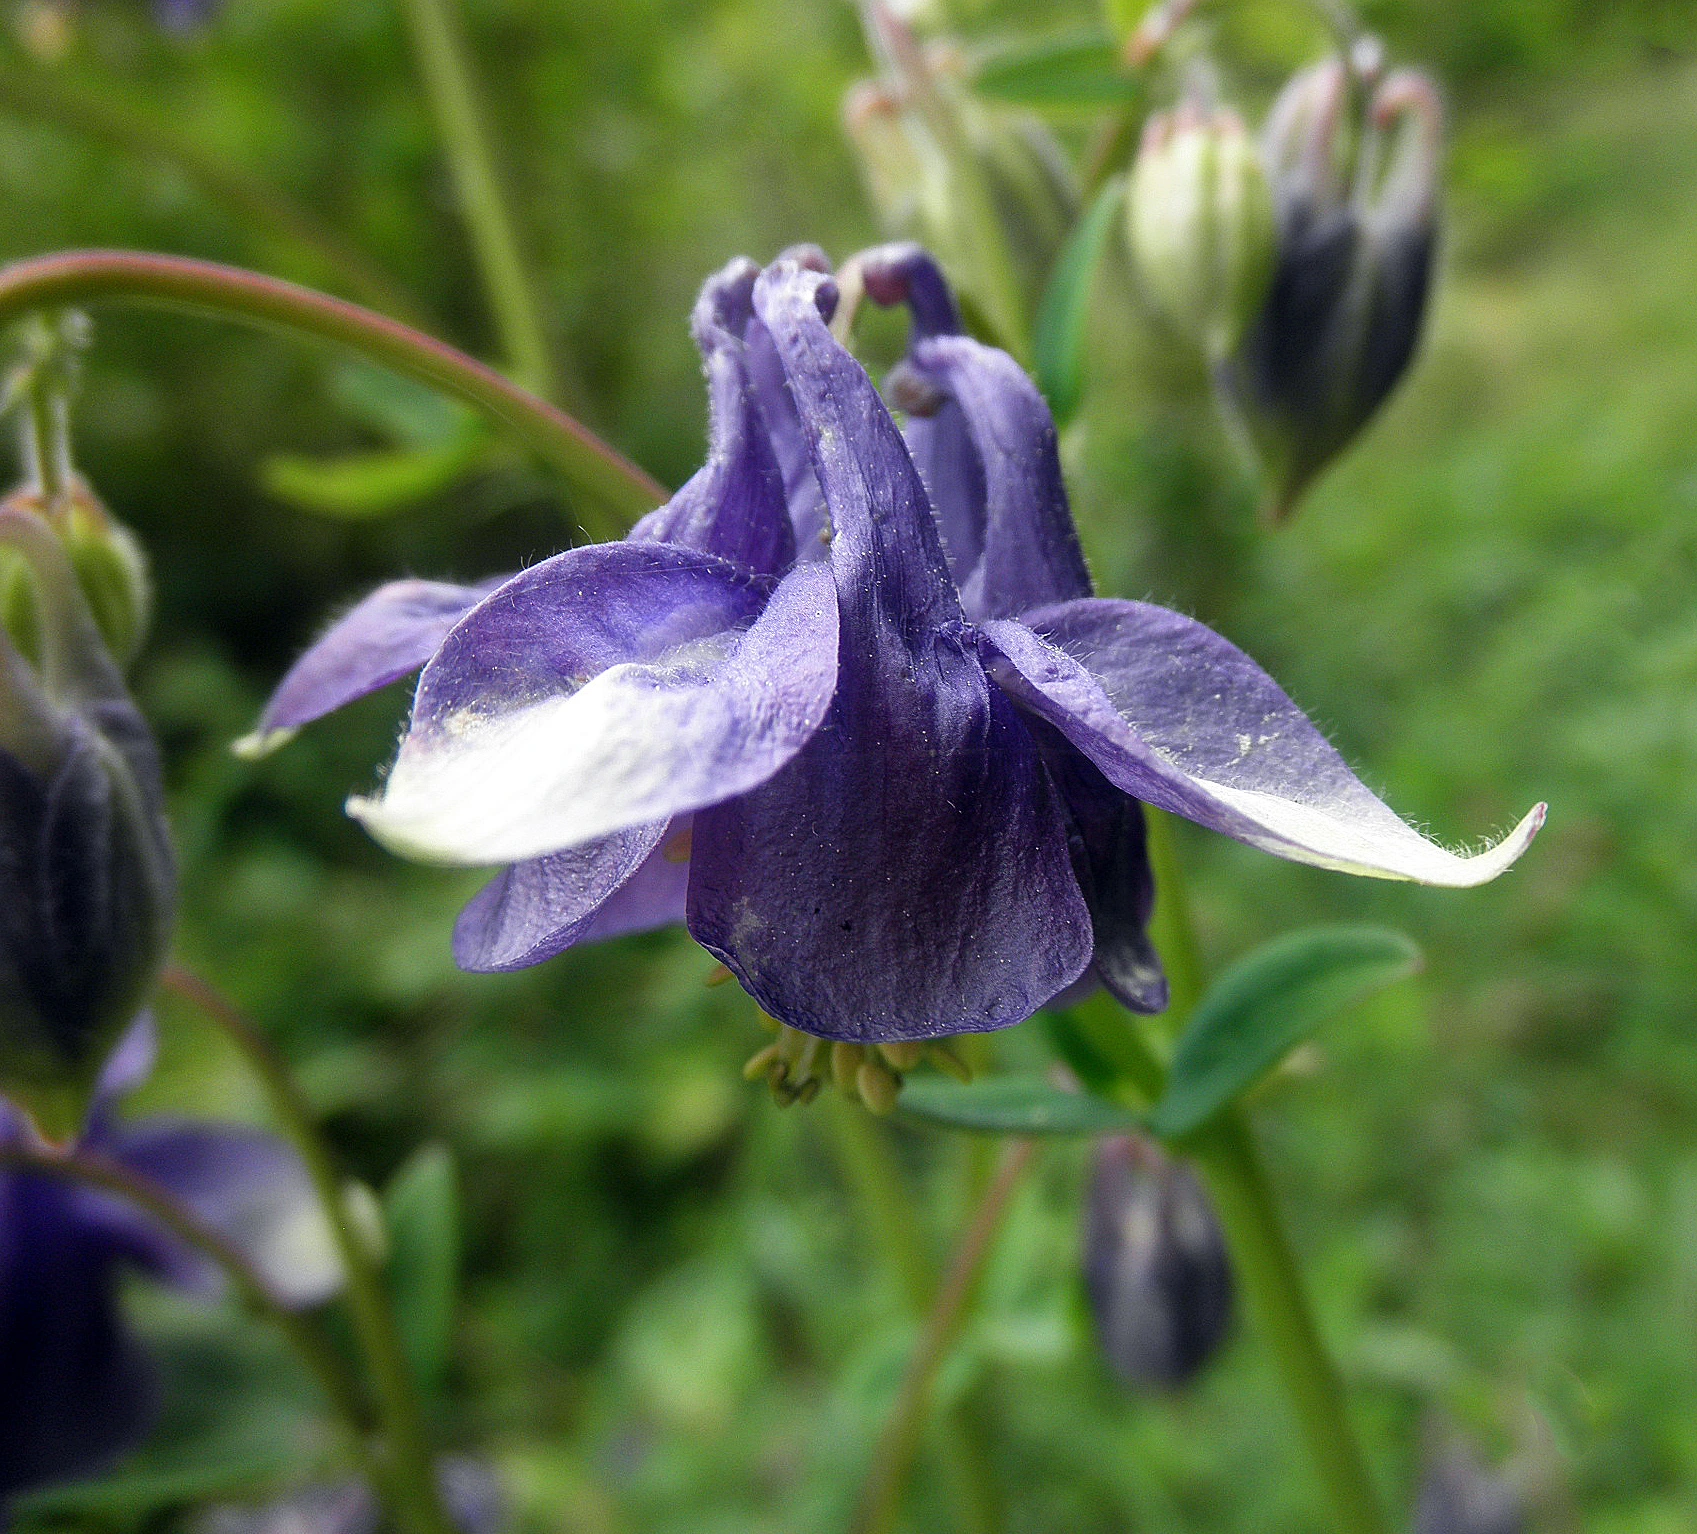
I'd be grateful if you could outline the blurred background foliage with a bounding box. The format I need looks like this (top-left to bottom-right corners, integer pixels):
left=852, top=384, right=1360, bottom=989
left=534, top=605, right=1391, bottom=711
left=3, top=0, right=1695, bottom=1528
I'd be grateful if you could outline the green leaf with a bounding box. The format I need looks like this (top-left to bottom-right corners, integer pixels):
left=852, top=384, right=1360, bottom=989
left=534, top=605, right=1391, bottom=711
left=328, top=360, right=475, bottom=446
left=1034, top=176, right=1125, bottom=426
left=1150, top=926, right=1422, bottom=1140
left=1041, top=994, right=1162, bottom=1102
left=11, top=1453, right=293, bottom=1518
left=898, top=1075, right=1145, bottom=1136
left=972, top=33, right=1141, bottom=106
left=261, top=428, right=488, bottom=518
left=383, top=1142, right=459, bottom=1401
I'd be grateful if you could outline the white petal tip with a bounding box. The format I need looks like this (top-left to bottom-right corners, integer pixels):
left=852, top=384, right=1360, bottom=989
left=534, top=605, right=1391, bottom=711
left=1415, top=800, right=1547, bottom=888
left=231, top=725, right=296, bottom=761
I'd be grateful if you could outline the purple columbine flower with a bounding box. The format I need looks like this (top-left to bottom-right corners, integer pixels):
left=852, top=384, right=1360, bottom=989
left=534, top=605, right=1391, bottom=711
left=249, top=247, right=1541, bottom=1043
left=0, top=1017, right=341, bottom=1510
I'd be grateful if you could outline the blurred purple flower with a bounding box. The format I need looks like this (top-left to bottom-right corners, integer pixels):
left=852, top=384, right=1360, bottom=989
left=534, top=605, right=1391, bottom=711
left=152, top=0, right=222, bottom=33
left=0, top=1017, right=341, bottom=1510
left=1083, top=1135, right=1232, bottom=1389
left=1414, top=1432, right=1526, bottom=1534
left=252, top=247, right=1540, bottom=1043
left=200, top=1458, right=506, bottom=1534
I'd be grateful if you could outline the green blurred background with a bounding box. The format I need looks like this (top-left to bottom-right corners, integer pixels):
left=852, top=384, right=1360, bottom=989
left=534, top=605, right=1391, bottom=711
left=5, top=0, right=1697, bottom=1528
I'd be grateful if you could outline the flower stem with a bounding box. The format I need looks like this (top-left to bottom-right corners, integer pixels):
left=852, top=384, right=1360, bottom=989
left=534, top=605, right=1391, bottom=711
left=822, top=1093, right=932, bottom=1312
left=820, top=1097, right=999, bottom=1534
left=856, top=1137, right=1037, bottom=1534
left=18, top=321, right=73, bottom=503
left=1188, top=1110, right=1391, bottom=1534
left=162, top=966, right=456, bottom=1534
left=1143, top=807, right=1206, bottom=1027
left=1142, top=814, right=1389, bottom=1534
left=398, top=0, right=559, bottom=401
left=0, top=63, right=424, bottom=325
left=0, top=251, right=665, bottom=533
left=0, top=1144, right=379, bottom=1480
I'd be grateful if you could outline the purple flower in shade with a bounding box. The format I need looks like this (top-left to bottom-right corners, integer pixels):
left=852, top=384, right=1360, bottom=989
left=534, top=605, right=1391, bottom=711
left=0, top=1017, right=342, bottom=1510
left=250, top=247, right=1541, bottom=1043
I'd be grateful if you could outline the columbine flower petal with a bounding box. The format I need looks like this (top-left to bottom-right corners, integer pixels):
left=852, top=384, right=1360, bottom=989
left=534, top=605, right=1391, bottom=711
left=350, top=544, right=839, bottom=866
left=685, top=264, right=1091, bottom=1040
left=628, top=257, right=796, bottom=576
left=452, top=820, right=676, bottom=972
left=979, top=600, right=1543, bottom=886
left=237, top=577, right=501, bottom=758
left=1030, top=724, right=1167, bottom=1013
left=861, top=243, right=1091, bottom=619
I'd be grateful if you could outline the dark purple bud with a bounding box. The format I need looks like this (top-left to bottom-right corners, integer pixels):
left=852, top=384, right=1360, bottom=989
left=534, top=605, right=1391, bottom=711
left=1219, top=57, right=1444, bottom=521
left=0, top=500, right=174, bottom=1140
left=1414, top=1433, right=1526, bottom=1534
left=1083, top=1135, right=1232, bottom=1389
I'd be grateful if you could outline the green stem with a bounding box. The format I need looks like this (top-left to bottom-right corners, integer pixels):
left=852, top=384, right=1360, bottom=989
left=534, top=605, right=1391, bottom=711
left=1144, top=813, right=1388, bottom=1534
left=0, top=62, right=424, bottom=324
left=1144, top=807, right=1206, bottom=1026
left=163, top=967, right=456, bottom=1534
left=0, top=251, right=665, bottom=534
left=820, top=1096, right=999, bottom=1534
left=1188, top=1111, right=1390, bottom=1534
left=822, top=1093, right=933, bottom=1313
left=399, top=0, right=559, bottom=400
left=857, top=1137, right=1037, bottom=1534
left=20, top=355, right=70, bottom=503
left=0, top=1145, right=380, bottom=1479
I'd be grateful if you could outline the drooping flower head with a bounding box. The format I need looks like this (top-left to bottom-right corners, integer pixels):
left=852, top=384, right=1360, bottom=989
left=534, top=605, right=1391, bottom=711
left=0, top=1018, right=341, bottom=1510
left=250, top=245, right=1541, bottom=1045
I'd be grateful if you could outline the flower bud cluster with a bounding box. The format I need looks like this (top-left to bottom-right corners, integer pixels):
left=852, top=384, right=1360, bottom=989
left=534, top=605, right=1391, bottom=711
left=1127, top=47, right=1445, bottom=519
left=0, top=495, right=174, bottom=1139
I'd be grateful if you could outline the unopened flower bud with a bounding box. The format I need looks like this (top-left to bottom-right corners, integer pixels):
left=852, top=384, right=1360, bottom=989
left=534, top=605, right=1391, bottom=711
left=1219, top=57, right=1444, bottom=520
left=1127, top=102, right=1277, bottom=360
left=0, top=497, right=175, bottom=1139
left=845, top=3, right=1078, bottom=351
left=1082, top=1135, right=1232, bottom=1389
left=57, top=485, right=152, bottom=668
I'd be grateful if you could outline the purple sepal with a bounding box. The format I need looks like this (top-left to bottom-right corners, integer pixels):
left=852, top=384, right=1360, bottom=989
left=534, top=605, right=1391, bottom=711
left=629, top=259, right=795, bottom=576
left=979, top=602, right=1543, bottom=886
left=454, top=820, right=670, bottom=972
left=243, top=577, right=501, bottom=753
left=1031, top=725, right=1166, bottom=1014
left=0, top=1164, right=159, bottom=1503
left=352, top=548, right=839, bottom=866
left=99, top=1120, right=341, bottom=1309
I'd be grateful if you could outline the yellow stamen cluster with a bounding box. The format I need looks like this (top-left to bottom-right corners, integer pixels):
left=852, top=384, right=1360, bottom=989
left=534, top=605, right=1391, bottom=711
left=741, top=1015, right=971, bottom=1114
